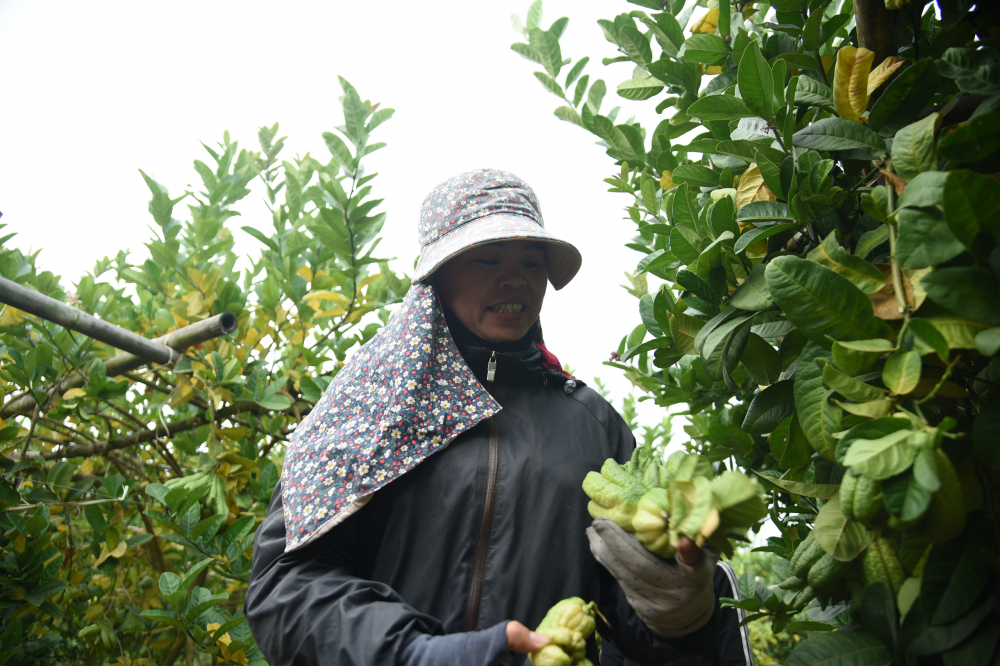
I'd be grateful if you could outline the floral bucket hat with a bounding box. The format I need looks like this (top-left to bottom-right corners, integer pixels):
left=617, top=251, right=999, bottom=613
left=280, top=169, right=580, bottom=552
left=413, top=168, right=582, bottom=290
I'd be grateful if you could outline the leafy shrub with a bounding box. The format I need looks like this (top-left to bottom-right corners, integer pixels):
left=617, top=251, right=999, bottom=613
left=0, top=78, right=406, bottom=665
left=512, top=0, right=1000, bottom=662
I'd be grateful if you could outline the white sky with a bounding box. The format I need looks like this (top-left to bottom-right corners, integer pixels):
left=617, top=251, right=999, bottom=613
left=0, top=0, right=687, bottom=424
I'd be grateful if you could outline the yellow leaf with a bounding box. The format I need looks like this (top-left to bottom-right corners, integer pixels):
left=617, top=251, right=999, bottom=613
left=303, top=290, right=349, bottom=306
left=833, top=46, right=875, bottom=123
left=186, top=292, right=205, bottom=317
left=690, top=7, right=719, bottom=34
left=660, top=171, right=676, bottom=190
left=70, top=572, right=85, bottom=585
left=867, top=56, right=904, bottom=95
left=735, top=164, right=776, bottom=210
left=314, top=309, right=347, bottom=318
left=704, top=65, right=723, bottom=75
left=217, top=427, right=248, bottom=441
left=357, top=273, right=383, bottom=290
left=0, top=306, right=25, bottom=326
left=62, top=388, right=88, bottom=401
left=79, top=458, right=95, bottom=476
left=13, top=535, right=25, bottom=552
left=93, top=541, right=128, bottom=567
left=743, top=6, right=757, bottom=20
left=711, top=188, right=737, bottom=202
left=296, top=265, right=314, bottom=283
left=821, top=53, right=834, bottom=73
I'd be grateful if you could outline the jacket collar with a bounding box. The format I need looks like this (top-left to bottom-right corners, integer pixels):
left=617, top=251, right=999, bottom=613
left=457, top=343, right=545, bottom=386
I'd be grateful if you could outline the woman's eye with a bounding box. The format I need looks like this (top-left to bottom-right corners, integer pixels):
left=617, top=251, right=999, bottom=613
left=523, top=261, right=540, bottom=269
left=475, top=259, right=498, bottom=266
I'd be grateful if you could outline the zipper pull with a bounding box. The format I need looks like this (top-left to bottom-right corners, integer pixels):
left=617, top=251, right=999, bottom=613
left=487, top=351, right=497, bottom=382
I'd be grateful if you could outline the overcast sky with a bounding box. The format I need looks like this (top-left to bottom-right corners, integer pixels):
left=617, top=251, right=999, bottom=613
left=0, top=0, right=703, bottom=426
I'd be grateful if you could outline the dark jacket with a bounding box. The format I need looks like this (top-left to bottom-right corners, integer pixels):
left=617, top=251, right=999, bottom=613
left=245, top=343, right=713, bottom=665
left=599, top=562, right=754, bottom=666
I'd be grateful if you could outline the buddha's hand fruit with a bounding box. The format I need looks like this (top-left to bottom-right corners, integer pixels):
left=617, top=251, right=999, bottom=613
left=911, top=449, right=966, bottom=544
left=529, top=598, right=600, bottom=666
left=631, top=487, right=675, bottom=558
left=840, top=470, right=882, bottom=523
left=790, top=533, right=825, bottom=578
left=806, top=553, right=849, bottom=591
left=862, top=535, right=905, bottom=594
left=583, top=459, right=647, bottom=531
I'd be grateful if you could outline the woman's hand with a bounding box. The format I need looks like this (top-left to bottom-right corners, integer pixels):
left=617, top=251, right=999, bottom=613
left=505, top=621, right=551, bottom=653
left=676, top=535, right=701, bottom=565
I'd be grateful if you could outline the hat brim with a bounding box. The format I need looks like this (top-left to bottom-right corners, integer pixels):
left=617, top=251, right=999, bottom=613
left=412, top=214, right=582, bottom=290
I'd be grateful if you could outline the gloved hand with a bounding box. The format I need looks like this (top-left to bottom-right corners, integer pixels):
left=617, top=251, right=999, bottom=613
left=586, top=517, right=720, bottom=638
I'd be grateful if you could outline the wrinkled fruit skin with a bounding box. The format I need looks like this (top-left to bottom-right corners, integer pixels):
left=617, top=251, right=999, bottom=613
left=530, top=598, right=598, bottom=666
left=911, top=449, right=966, bottom=544
left=862, top=535, right=905, bottom=595
left=790, top=533, right=825, bottom=578
left=583, top=461, right=647, bottom=532
left=840, top=470, right=882, bottom=523
left=631, top=488, right=676, bottom=558
left=807, top=553, right=849, bottom=591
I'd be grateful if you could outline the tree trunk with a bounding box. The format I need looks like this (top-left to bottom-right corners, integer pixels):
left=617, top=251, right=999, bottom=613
left=854, top=0, right=898, bottom=68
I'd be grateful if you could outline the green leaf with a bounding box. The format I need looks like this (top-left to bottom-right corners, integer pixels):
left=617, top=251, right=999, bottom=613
left=220, top=515, right=255, bottom=553
left=937, top=111, right=1000, bottom=162
left=242, top=226, right=279, bottom=253
left=742, top=380, right=795, bottom=434
left=921, top=302, right=992, bottom=350
left=921, top=268, right=1000, bottom=327
left=754, top=471, right=839, bottom=498
left=672, top=165, right=720, bottom=187
left=860, top=582, right=898, bottom=653
left=882, top=468, right=933, bottom=521
left=943, top=169, right=1000, bottom=250
left=793, top=118, right=887, bottom=155
left=564, top=57, right=589, bottom=87
left=868, top=59, right=940, bottom=134
left=617, top=76, right=664, bottom=101
left=322, top=131, right=354, bottom=166
left=832, top=338, right=895, bottom=375
left=896, top=171, right=948, bottom=209
left=730, top=263, right=772, bottom=310
left=807, top=232, right=886, bottom=294
left=882, top=350, right=922, bottom=394
left=533, top=71, right=566, bottom=99
left=975, top=327, right=1000, bottom=357
left=905, top=317, right=950, bottom=362
left=842, top=425, right=920, bottom=480
left=892, top=113, right=941, bottom=182
left=795, top=341, right=841, bottom=460
left=337, top=77, right=368, bottom=144
left=141, top=609, right=187, bottom=633
left=794, top=76, right=835, bottom=108
left=734, top=223, right=796, bottom=253
left=894, top=206, right=966, bottom=270
left=735, top=201, right=794, bottom=225
left=854, top=225, right=889, bottom=259
left=670, top=227, right=702, bottom=264
left=740, top=333, right=782, bottom=385
left=786, top=620, right=835, bottom=633
left=159, top=571, right=182, bottom=598
left=836, top=398, right=894, bottom=418
left=765, top=256, right=891, bottom=348
left=669, top=312, right=707, bottom=355
left=618, top=25, right=653, bottom=67
left=255, top=394, right=292, bottom=411
left=973, top=410, right=1000, bottom=470
left=813, top=495, right=876, bottom=561
left=686, top=94, right=755, bottom=121
left=822, top=363, right=888, bottom=402
left=554, top=106, right=584, bottom=127
left=684, top=33, right=729, bottom=65
left=528, top=27, right=563, bottom=77
left=920, top=522, right=993, bottom=627
left=769, top=413, right=814, bottom=469
left=737, top=41, right=773, bottom=120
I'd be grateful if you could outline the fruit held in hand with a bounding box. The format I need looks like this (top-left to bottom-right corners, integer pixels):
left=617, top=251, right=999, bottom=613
left=529, top=598, right=600, bottom=666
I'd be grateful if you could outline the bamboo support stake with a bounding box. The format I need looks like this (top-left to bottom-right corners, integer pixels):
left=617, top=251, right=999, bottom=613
left=1, top=312, right=237, bottom=417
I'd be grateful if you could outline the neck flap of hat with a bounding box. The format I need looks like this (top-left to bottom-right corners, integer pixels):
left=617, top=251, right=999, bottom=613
left=280, top=282, right=501, bottom=552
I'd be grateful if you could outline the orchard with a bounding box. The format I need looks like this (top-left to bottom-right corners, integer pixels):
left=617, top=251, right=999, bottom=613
left=1, top=0, right=999, bottom=664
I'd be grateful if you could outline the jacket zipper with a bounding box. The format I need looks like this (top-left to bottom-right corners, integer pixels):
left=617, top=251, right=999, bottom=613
left=465, top=409, right=501, bottom=630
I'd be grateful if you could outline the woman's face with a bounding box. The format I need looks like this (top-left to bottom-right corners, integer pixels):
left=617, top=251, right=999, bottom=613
left=434, top=240, right=548, bottom=342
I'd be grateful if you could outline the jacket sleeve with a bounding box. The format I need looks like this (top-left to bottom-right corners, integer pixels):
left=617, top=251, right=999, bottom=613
left=589, top=398, right=714, bottom=665
left=245, top=483, right=514, bottom=666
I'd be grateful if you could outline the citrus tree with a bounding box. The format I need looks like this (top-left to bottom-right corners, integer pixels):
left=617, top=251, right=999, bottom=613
left=0, top=78, right=407, bottom=665
left=512, top=0, right=999, bottom=663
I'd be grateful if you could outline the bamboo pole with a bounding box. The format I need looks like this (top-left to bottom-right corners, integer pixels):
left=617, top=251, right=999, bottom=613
left=1, top=312, right=237, bottom=417
left=0, top=276, right=188, bottom=364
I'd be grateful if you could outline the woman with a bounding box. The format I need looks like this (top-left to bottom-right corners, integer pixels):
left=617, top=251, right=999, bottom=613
left=245, top=169, right=726, bottom=665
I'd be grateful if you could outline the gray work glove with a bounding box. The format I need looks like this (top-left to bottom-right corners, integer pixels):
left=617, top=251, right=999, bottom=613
left=586, top=517, right=720, bottom=638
